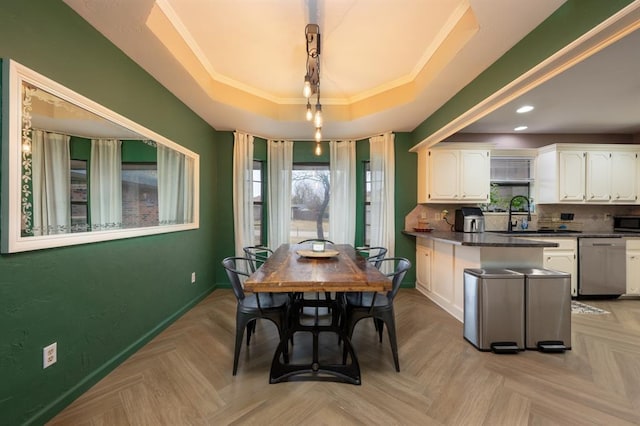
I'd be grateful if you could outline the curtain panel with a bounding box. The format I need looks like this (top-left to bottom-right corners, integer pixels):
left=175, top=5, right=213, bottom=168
left=31, top=130, right=71, bottom=235
left=267, top=140, right=293, bottom=248
left=369, top=132, right=395, bottom=263
left=90, top=139, right=123, bottom=230
left=232, top=132, right=255, bottom=257
left=329, top=140, right=356, bottom=244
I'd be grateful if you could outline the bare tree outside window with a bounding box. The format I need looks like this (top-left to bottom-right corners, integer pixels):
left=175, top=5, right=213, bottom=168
left=290, top=164, right=330, bottom=242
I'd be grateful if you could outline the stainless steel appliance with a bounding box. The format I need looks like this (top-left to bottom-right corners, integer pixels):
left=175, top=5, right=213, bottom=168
left=455, top=207, right=485, bottom=233
left=613, top=215, right=640, bottom=232
left=463, top=268, right=525, bottom=353
left=578, top=237, right=626, bottom=297
left=508, top=268, right=571, bottom=352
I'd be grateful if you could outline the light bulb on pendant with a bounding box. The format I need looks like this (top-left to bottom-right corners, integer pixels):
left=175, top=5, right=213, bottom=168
left=314, top=104, right=323, bottom=128
left=305, top=101, right=313, bottom=121
left=314, top=127, right=322, bottom=141
left=303, top=76, right=312, bottom=98
left=314, top=142, right=322, bottom=156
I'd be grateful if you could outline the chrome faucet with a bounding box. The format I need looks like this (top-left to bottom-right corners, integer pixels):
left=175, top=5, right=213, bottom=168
left=507, top=195, right=532, bottom=231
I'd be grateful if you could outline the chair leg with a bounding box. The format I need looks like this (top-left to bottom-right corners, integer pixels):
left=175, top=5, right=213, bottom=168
left=374, top=318, right=384, bottom=342
left=246, top=320, right=256, bottom=346
left=234, top=313, right=250, bottom=375
left=382, top=314, right=400, bottom=372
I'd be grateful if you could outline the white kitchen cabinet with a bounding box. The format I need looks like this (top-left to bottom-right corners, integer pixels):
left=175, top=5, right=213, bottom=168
left=559, top=150, right=586, bottom=202
left=537, top=144, right=639, bottom=204
left=585, top=151, right=610, bottom=202
left=419, top=146, right=490, bottom=203
left=415, top=238, right=432, bottom=292
left=519, top=237, right=578, bottom=296
left=626, top=239, right=640, bottom=295
left=610, top=151, right=638, bottom=202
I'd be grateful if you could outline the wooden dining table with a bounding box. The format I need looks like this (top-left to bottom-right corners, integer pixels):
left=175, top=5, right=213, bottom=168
left=244, top=243, right=391, bottom=384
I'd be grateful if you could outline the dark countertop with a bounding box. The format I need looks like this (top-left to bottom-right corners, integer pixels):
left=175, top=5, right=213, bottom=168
left=402, top=230, right=558, bottom=247
left=403, top=229, right=640, bottom=247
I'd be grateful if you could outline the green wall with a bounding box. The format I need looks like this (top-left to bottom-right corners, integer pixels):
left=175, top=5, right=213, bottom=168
left=0, top=0, right=631, bottom=423
left=412, top=0, right=636, bottom=144
left=0, top=2, right=219, bottom=425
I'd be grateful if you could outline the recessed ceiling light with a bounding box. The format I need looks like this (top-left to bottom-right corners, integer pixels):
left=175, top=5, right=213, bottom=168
left=514, top=125, right=528, bottom=131
left=516, top=105, right=534, bottom=113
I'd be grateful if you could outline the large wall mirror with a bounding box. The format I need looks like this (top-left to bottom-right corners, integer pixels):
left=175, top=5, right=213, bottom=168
left=1, top=59, right=200, bottom=253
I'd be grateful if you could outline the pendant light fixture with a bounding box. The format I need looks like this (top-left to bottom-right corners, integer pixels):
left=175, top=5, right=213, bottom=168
left=303, top=24, right=322, bottom=142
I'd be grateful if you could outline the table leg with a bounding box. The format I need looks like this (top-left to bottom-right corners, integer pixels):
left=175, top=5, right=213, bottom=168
left=269, top=297, right=361, bottom=385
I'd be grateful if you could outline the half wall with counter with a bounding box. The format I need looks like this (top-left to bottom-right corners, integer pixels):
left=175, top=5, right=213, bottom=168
left=407, top=230, right=556, bottom=322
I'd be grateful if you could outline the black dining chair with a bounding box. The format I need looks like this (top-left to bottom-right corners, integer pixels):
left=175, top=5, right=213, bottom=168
left=356, top=246, right=388, bottom=269
left=342, top=257, right=411, bottom=372
left=242, top=245, right=274, bottom=272
left=222, top=256, right=290, bottom=375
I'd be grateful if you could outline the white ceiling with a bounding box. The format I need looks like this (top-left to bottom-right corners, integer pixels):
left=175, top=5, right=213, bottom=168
left=62, top=0, right=567, bottom=141
left=462, top=26, right=640, bottom=135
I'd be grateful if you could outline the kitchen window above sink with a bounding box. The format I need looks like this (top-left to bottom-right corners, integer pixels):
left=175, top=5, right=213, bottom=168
left=484, top=156, right=535, bottom=213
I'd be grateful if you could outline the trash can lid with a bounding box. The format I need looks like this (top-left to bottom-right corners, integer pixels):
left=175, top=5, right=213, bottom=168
left=464, top=268, right=525, bottom=278
left=506, top=267, right=571, bottom=278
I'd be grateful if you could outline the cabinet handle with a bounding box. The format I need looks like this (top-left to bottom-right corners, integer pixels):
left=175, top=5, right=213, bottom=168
left=461, top=194, right=466, bottom=198
left=590, top=194, right=594, bottom=199
left=615, top=194, right=620, bottom=199
left=547, top=257, right=551, bottom=261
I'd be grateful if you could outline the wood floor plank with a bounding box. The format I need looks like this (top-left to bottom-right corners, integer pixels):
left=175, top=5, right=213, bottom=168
left=48, top=289, right=640, bottom=425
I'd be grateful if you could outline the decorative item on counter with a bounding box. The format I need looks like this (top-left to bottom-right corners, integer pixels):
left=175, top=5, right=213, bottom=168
left=311, top=241, right=325, bottom=252
left=414, top=218, right=433, bottom=232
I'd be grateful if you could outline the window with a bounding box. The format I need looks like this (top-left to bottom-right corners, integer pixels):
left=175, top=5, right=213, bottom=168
left=252, top=160, right=264, bottom=245
left=487, top=157, right=534, bottom=212
left=70, top=159, right=89, bottom=233
left=290, top=163, right=330, bottom=243
left=121, top=163, right=158, bottom=228
left=363, top=161, right=371, bottom=246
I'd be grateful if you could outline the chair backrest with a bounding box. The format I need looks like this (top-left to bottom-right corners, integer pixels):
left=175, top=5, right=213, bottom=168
left=356, top=246, right=387, bottom=269
left=222, top=257, right=254, bottom=301
left=243, top=246, right=273, bottom=272
left=298, top=238, right=335, bottom=244
left=376, top=257, right=411, bottom=300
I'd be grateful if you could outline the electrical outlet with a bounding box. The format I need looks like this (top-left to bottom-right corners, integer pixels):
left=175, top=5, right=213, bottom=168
left=43, top=342, right=57, bottom=369
left=191, top=272, right=196, bottom=283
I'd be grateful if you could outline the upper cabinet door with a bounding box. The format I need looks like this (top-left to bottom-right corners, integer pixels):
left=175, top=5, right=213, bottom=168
left=460, top=150, right=490, bottom=202
left=611, top=151, right=638, bottom=202
left=585, top=151, right=611, bottom=202
left=428, top=150, right=459, bottom=201
left=558, top=151, right=586, bottom=201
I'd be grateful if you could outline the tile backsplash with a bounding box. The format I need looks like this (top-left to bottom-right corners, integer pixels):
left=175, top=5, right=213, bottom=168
left=406, top=204, right=640, bottom=233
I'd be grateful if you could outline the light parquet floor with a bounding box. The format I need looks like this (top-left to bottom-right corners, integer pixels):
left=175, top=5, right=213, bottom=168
left=48, top=290, right=640, bottom=425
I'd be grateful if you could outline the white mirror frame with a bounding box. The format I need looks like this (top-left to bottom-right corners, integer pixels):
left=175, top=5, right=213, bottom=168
left=1, top=59, right=200, bottom=253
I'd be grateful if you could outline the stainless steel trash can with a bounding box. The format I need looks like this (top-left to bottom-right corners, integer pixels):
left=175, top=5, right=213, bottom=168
left=508, top=268, right=571, bottom=352
left=463, top=268, right=525, bottom=353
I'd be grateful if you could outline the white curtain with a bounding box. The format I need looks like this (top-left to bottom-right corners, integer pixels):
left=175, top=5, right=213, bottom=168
left=233, top=132, right=255, bottom=257
left=158, top=144, right=186, bottom=225
left=369, top=132, right=395, bottom=262
left=267, top=140, right=293, bottom=248
left=183, top=155, right=195, bottom=224
left=31, top=130, right=71, bottom=235
left=329, top=140, right=356, bottom=244
left=90, top=139, right=122, bottom=230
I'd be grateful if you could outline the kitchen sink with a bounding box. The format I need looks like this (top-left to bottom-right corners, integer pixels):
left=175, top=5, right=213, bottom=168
left=488, top=230, right=582, bottom=234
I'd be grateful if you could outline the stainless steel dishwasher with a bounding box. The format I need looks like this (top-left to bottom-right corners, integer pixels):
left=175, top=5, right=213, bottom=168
left=578, top=237, right=626, bottom=296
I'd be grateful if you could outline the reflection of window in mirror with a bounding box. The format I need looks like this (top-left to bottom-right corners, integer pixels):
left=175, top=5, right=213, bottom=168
left=122, top=163, right=158, bottom=228
left=3, top=60, right=199, bottom=253
left=70, top=159, right=89, bottom=233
